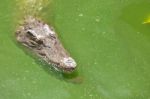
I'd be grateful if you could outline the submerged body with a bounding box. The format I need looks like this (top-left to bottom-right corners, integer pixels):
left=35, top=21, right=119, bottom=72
left=16, top=16, right=76, bottom=73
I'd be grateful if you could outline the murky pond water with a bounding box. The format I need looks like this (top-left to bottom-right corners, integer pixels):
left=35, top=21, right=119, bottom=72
left=0, top=0, right=150, bottom=99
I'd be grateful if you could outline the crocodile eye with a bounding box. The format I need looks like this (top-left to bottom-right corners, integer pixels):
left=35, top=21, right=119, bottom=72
left=37, top=39, right=43, bottom=44
left=27, top=30, right=36, bottom=37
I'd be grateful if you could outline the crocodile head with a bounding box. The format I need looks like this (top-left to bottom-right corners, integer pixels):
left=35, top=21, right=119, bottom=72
left=16, top=16, right=77, bottom=73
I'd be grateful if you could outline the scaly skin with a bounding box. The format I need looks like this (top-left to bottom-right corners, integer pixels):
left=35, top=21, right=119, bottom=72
left=16, top=16, right=77, bottom=73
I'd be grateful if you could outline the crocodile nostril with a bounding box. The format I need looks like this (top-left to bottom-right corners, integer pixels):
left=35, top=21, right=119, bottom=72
left=62, top=57, right=77, bottom=68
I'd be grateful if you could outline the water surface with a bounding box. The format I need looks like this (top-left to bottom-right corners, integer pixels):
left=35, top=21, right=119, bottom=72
left=0, top=0, right=150, bottom=99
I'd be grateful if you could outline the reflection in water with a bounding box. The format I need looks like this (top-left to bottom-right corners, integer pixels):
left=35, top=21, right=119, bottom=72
left=37, top=59, right=83, bottom=84
left=15, top=0, right=50, bottom=17
left=143, top=16, right=150, bottom=24
left=120, top=1, right=150, bottom=35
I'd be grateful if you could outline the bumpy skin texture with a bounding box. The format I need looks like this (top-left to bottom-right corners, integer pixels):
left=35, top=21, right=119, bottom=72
left=16, top=16, right=76, bottom=73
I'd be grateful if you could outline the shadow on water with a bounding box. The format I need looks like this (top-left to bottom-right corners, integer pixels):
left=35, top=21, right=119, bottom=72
left=14, top=40, right=83, bottom=84
left=36, top=59, right=83, bottom=84
left=120, top=1, right=150, bottom=37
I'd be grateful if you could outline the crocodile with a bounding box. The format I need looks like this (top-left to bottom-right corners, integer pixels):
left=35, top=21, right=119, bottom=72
left=16, top=16, right=77, bottom=73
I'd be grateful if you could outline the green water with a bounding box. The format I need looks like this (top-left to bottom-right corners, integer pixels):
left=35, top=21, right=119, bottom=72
left=0, top=0, right=150, bottom=99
